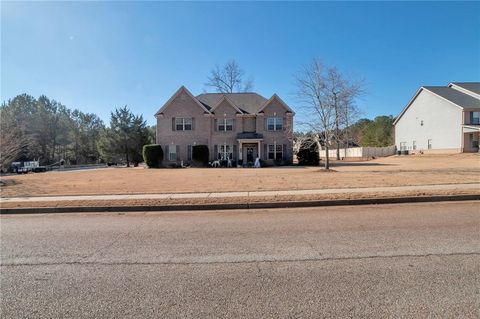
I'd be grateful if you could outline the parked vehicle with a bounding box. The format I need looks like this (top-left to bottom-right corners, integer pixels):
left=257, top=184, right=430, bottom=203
left=10, top=161, right=47, bottom=174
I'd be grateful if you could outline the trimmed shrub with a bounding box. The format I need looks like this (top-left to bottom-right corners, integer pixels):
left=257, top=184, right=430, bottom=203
left=296, top=140, right=320, bottom=166
left=142, top=144, right=163, bottom=168
left=192, top=145, right=209, bottom=167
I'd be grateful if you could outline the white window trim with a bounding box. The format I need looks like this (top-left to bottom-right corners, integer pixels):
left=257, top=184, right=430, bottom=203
left=217, top=119, right=234, bottom=132
left=267, top=117, right=283, bottom=131
left=176, top=117, right=192, bottom=131
left=169, top=145, right=177, bottom=161
left=268, top=143, right=283, bottom=160
left=219, top=144, right=233, bottom=160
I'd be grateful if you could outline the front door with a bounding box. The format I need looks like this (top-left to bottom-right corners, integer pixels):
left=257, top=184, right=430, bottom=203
left=246, top=147, right=254, bottom=163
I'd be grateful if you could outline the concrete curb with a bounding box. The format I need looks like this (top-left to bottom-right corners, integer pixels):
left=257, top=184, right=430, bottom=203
left=1, top=194, right=479, bottom=215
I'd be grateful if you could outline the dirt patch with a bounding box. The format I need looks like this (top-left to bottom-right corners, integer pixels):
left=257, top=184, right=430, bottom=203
left=1, top=154, right=479, bottom=197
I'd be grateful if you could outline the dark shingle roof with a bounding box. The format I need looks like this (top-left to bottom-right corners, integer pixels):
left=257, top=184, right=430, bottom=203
left=451, top=82, right=480, bottom=95
left=423, top=86, right=480, bottom=109
left=196, top=93, right=268, bottom=114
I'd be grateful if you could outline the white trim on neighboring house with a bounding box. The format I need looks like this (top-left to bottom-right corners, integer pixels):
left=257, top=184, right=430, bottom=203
left=155, top=86, right=211, bottom=117
left=257, top=94, right=295, bottom=115
left=209, top=95, right=244, bottom=114
left=448, top=83, right=480, bottom=99
left=393, top=87, right=464, bottom=125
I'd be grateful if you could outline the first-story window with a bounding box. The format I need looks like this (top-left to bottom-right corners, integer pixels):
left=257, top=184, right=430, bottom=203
left=412, top=141, right=416, bottom=150
left=218, top=144, right=233, bottom=160
left=427, top=139, right=432, bottom=150
left=471, top=134, right=479, bottom=148
left=169, top=145, right=177, bottom=161
left=175, top=117, right=193, bottom=131
left=267, top=117, right=283, bottom=131
left=187, top=145, right=192, bottom=160
left=268, top=144, right=283, bottom=160
left=399, top=142, right=406, bottom=151
left=218, top=119, right=234, bottom=131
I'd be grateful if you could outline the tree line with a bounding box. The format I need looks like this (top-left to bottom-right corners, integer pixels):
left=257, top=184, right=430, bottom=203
left=0, top=94, right=154, bottom=169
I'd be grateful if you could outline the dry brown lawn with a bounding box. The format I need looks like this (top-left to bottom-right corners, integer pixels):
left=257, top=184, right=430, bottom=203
left=1, top=154, right=479, bottom=198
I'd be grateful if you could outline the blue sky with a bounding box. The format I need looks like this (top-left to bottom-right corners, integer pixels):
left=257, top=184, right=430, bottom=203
left=2, top=1, right=479, bottom=126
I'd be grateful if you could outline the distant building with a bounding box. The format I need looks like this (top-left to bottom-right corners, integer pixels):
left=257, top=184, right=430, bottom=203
left=155, top=86, right=294, bottom=166
left=394, top=82, right=480, bottom=153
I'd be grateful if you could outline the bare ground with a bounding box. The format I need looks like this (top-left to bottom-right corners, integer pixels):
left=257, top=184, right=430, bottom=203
left=1, top=154, right=479, bottom=199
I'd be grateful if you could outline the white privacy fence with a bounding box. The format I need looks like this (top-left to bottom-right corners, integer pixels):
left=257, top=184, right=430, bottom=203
left=319, top=146, right=396, bottom=158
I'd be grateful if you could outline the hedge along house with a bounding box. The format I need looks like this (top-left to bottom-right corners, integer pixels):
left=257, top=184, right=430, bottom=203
left=155, top=86, right=295, bottom=166
left=394, top=82, right=480, bottom=153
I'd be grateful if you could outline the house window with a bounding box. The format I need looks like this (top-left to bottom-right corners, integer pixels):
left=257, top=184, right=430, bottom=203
left=427, top=139, right=432, bottom=150
left=175, top=118, right=192, bottom=131
left=412, top=141, right=416, bottom=150
left=399, top=142, right=406, bottom=151
left=471, top=134, right=479, bottom=149
left=267, top=117, right=283, bottom=131
left=169, top=145, right=177, bottom=161
left=187, top=145, right=192, bottom=161
left=218, top=144, right=233, bottom=160
left=218, top=119, right=234, bottom=131
left=472, top=112, right=480, bottom=125
left=268, top=144, right=283, bottom=160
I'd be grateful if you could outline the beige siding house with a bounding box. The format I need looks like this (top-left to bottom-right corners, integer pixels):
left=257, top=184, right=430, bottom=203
left=155, top=86, right=295, bottom=166
left=394, top=82, right=480, bottom=153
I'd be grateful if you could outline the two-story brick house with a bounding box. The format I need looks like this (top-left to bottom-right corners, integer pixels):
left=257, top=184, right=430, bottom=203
left=155, top=86, right=295, bottom=166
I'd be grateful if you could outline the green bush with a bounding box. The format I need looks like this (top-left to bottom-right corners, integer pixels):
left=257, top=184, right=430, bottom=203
left=142, top=144, right=163, bottom=168
left=296, top=140, right=320, bottom=166
left=192, top=145, right=209, bottom=167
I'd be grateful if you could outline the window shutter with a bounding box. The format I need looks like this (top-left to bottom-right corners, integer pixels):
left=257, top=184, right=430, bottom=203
left=165, top=145, right=169, bottom=159
left=172, top=118, right=176, bottom=131
left=214, top=119, right=218, bottom=131
left=176, top=145, right=180, bottom=160
left=232, top=119, right=236, bottom=131
left=283, top=144, right=287, bottom=160
left=265, top=118, right=268, bottom=131
left=470, top=112, right=474, bottom=124
left=263, top=144, right=267, bottom=160
left=188, top=145, right=192, bottom=160
left=192, top=118, right=195, bottom=130
left=214, top=145, right=218, bottom=160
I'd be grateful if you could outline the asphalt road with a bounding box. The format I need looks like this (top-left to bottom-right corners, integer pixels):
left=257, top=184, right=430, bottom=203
left=1, top=201, right=479, bottom=318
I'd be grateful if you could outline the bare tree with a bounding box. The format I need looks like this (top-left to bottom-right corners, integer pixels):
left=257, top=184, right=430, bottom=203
left=295, top=59, right=363, bottom=169
left=0, top=127, right=29, bottom=171
left=205, top=60, right=253, bottom=93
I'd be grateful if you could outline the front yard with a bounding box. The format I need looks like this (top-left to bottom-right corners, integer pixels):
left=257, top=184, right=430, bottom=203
left=1, top=154, right=479, bottom=198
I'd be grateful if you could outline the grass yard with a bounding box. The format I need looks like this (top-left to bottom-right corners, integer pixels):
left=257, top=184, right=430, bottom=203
left=1, top=154, right=479, bottom=198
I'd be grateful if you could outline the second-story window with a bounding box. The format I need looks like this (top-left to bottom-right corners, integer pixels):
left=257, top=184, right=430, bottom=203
left=472, top=112, right=480, bottom=125
left=175, top=117, right=192, bottom=131
left=218, top=119, right=234, bottom=131
left=267, top=117, right=283, bottom=131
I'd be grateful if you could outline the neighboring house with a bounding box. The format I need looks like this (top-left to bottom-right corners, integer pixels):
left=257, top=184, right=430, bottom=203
left=394, top=82, right=480, bottom=153
left=155, top=86, right=295, bottom=166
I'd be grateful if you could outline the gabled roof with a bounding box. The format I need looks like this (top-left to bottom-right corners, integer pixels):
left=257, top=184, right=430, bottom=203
left=423, top=86, right=480, bottom=109
left=394, top=83, right=480, bottom=125
left=208, top=95, right=244, bottom=114
left=196, top=92, right=268, bottom=114
left=449, top=82, right=480, bottom=96
left=155, top=86, right=211, bottom=116
left=258, top=94, right=295, bottom=115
